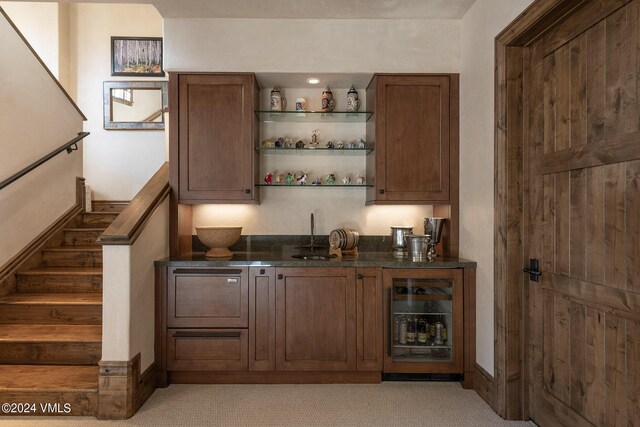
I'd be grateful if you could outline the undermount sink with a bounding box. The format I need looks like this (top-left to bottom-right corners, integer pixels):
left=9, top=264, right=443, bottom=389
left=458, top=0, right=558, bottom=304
left=291, top=254, right=335, bottom=261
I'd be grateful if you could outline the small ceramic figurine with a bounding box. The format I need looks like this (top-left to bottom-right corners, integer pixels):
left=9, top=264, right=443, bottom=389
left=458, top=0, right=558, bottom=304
left=311, top=177, right=322, bottom=186
left=295, top=140, right=305, bottom=149
left=297, top=172, right=308, bottom=185
left=284, top=172, right=296, bottom=185
left=321, top=87, right=335, bottom=112
left=326, top=140, right=335, bottom=149
left=264, top=172, right=273, bottom=185
left=326, top=174, right=336, bottom=185
left=284, top=138, right=294, bottom=149
left=309, top=140, right=319, bottom=149
left=336, top=141, right=345, bottom=149
left=270, top=87, right=284, bottom=111
left=346, top=140, right=356, bottom=149
left=358, top=138, right=366, bottom=149
left=261, top=139, right=275, bottom=148
left=342, top=176, right=351, bottom=185
left=275, top=137, right=284, bottom=148
left=356, top=174, right=365, bottom=185
left=346, top=85, right=360, bottom=112
left=311, top=129, right=319, bottom=146
left=276, top=173, right=285, bottom=184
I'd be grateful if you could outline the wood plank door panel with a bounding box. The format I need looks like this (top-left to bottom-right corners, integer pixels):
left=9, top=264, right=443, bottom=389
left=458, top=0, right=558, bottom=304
left=525, top=2, right=640, bottom=425
left=356, top=268, right=383, bottom=371
left=177, top=74, right=257, bottom=202
left=249, top=267, right=276, bottom=371
left=275, top=267, right=356, bottom=371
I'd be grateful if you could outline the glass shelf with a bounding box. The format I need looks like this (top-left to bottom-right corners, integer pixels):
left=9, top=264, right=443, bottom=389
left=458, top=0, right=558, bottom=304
left=256, top=147, right=372, bottom=156
left=255, top=184, right=372, bottom=188
left=256, top=110, right=373, bottom=123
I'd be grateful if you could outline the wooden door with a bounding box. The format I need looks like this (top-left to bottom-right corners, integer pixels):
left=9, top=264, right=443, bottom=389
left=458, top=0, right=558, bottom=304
left=176, top=73, right=257, bottom=203
left=275, top=267, right=356, bottom=371
left=367, top=74, right=454, bottom=204
left=356, top=268, right=383, bottom=371
left=525, top=1, right=640, bottom=425
left=249, top=267, right=275, bottom=371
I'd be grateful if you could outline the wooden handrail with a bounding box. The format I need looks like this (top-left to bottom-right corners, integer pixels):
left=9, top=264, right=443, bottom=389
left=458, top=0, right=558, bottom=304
left=99, top=162, right=170, bottom=246
left=0, top=132, right=90, bottom=191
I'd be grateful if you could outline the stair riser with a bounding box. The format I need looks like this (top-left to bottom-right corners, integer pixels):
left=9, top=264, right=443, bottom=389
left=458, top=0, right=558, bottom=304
left=0, top=342, right=101, bottom=365
left=81, top=214, right=117, bottom=228
left=63, top=230, right=103, bottom=246
left=17, top=275, right=102, bottom=293
left=0, top=305, right=101, bottom=325
left=0, top=391, right=97, bottom=416
left=42, top=251, right=102, bottom=267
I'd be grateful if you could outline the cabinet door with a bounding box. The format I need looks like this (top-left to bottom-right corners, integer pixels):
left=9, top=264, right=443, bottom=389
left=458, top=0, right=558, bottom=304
left=370, top=75, right=455, bottom=203
left=383, top=268, right=463, bottom=374
left=177, top=74, right=258, bottom=203
left=167, top=267, right=248, bottom=328
left=249, top=267, right=275, bottom=371
left=356, top=268, right=383, bottom=371
left=275, top=267, right=356, bottom=371
left=167, top=329, right=248, bottom=371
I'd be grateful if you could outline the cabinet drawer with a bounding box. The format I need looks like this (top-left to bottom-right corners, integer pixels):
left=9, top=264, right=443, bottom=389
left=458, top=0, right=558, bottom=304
left=168, top=268, right=248, bottom=328
left=167, top=329, right=248, bottom=371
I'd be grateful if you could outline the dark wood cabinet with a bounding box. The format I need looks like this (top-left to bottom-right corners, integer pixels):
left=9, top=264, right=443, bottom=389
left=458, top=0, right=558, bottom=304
left=169, top=73, right=259, bottom=204
left=366, top=74, right=459, bottom=205
left=249, top=267, right=275, bottom=371
left=275, top=267, right=356, bottom=371
left=167, top=328, right=248, bottom=371
left=356, top=268, right=383, bottom=371
left=167, top=267, right=248, bottom=328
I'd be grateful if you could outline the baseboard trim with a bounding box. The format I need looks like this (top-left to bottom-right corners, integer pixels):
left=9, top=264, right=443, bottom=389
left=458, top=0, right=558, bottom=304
left=0, top=200, right=82, bottom=297
left=98, top=353, right=157, bottom=420
left=168, top=371, right=382, bottom=384
left=474, top=362, right=497, bottom=412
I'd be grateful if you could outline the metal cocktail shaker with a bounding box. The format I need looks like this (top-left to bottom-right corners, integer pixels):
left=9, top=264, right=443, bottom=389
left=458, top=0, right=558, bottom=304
left=390, top=226, right=414, bottom=258
left=424, top=217, right=446, bottom=258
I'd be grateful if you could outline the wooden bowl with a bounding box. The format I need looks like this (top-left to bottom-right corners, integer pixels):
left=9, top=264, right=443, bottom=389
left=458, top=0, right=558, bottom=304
left=195, top=226, right=242, bottom=258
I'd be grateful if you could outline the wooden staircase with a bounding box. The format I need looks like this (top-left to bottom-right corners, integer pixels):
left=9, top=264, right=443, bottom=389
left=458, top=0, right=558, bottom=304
left=0, top=209, right=120, bottom=416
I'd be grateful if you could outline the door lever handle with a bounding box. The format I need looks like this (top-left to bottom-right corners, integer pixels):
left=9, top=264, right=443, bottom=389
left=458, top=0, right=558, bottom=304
left=523, top=259, right=542, bottom=282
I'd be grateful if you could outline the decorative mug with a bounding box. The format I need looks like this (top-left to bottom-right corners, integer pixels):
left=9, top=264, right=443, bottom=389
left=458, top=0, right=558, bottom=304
left=295, top=98, right=306, bottom=111
left=346, top=85, right=360, bottom=112
left=270, top=87, right=284, bottom=111
left=321, top=87, right=335, bottom=112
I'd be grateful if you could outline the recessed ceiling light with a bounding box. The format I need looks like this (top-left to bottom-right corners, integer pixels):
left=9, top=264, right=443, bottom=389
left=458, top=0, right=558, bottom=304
left=306, top=78, right=320, bottom=85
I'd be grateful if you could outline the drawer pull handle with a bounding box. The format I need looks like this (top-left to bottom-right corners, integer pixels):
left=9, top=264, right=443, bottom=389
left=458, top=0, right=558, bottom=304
left=173, top=269, right=242, bottom=275
left=227, top=278, right=238, bottom=284
left=259, top=269, right=265, bottom=274
left=173, top=332, right=241, bottom=338
left=357, top=274, right=363, bottom=280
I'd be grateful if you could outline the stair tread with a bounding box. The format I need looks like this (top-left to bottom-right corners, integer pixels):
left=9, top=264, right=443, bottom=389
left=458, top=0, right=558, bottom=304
left=42, top=246, right=102, bottom=252
left=18, top=267, right=102, bottom=276
left=0, top=324, right=101, bottom=342
left=0, top=293, right=102, bottom=305
left=0, top=365, right=98, bottom=390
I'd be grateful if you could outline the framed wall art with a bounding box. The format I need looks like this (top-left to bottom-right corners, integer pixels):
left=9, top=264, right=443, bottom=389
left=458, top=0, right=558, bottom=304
left=111, top=36, right=164, bottom=77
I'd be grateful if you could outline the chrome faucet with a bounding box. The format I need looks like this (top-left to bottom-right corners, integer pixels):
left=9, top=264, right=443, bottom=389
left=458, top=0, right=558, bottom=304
left=309, top=213, right=315, bottom=251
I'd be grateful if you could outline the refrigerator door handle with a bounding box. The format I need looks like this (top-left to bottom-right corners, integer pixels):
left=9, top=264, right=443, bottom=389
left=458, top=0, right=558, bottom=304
left=387, top=287, right=392, bottom=357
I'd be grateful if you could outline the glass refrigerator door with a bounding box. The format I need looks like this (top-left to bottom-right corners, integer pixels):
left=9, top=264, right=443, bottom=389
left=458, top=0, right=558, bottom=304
left=391, top=277, right=453, bottom=363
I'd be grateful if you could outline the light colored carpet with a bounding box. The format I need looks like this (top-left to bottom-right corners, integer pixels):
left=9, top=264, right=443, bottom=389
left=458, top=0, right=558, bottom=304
left=0, top=382, right=533, bottom=426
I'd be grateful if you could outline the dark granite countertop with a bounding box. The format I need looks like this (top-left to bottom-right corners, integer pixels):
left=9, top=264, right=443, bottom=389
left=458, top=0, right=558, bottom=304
left=155, top=250, right=476, bottom=268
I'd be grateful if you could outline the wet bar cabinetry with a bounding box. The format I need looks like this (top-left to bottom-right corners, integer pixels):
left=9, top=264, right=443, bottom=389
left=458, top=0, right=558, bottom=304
left=155, top=262, right=475, bottom=387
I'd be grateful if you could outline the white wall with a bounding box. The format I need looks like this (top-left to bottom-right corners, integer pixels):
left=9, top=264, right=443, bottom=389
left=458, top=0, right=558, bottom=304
left=167, top=18, right=458, bottom=235
left=460, top=0, right=535, bottom=375
left=0, top=2, right=60, bottom=77
left=71, top=3, right=166, bottom=201
left=102, top=198, right=169, bottom=370
left=0, top=7, right=84, bottom=267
